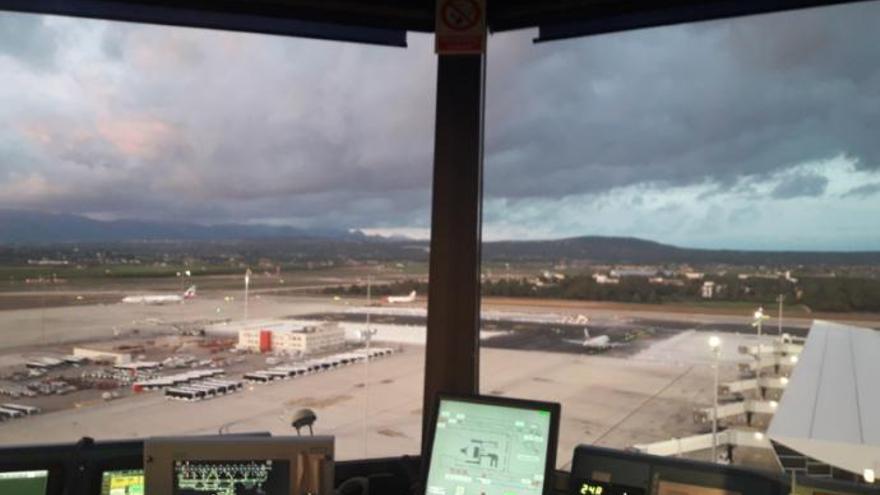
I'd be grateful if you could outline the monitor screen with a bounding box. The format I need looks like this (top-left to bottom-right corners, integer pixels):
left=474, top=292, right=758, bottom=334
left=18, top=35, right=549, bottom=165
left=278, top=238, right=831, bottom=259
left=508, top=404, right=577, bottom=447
left=143, top=436, right=333, bottom=495
left=0, top=469, right=49, bottom=495
left=101, top=469, right=144, bottom=495
left=425, top=397, right=557, bottom=495
left=172, top=460, right=289, bottom=495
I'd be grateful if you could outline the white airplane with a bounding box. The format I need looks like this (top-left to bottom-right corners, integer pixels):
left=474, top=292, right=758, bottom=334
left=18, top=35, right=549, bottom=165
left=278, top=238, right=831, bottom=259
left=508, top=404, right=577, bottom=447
left=384, top=290, right=416, bottom=304
left=122, top=285, right=196, bottom=305
left=563, top=328, right=619, bottom=351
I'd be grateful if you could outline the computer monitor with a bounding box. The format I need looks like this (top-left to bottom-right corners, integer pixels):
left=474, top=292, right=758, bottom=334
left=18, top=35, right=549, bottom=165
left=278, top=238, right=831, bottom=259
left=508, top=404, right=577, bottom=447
left=144, top=436, right=334, bottom=495
left=100, top=469, right=144, bottom=495
left=424, top=394, right=560, bottom=495
left=0, top=469, right=50, bottom=495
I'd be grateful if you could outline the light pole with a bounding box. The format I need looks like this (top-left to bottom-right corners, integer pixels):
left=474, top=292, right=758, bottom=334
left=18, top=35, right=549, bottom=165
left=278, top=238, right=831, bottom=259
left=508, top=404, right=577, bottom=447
left=777, top=295, right=784, bottom=336
left=244, top=268, right=251, bottom=321
left=752, top=307, right=769, bottom=385
left=753, top=306, right=766, bottom=340
left=362, top=276, right=377, bottom=456
left=709, top=335, right=722, bottom=463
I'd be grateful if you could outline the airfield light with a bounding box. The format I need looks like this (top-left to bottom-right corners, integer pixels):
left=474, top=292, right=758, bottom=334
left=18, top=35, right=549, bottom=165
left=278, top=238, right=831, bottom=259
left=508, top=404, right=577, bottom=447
left=864, top=468, right=875, bottom=484
left=790, top=355, right=799, bottom=364
left=754, top=432, right=765, bottom=441
left=770, top=400, right=779, bottom=409
left=708, top=336, right=722, bottom=349
left=781, top=377, right=789, bottom=385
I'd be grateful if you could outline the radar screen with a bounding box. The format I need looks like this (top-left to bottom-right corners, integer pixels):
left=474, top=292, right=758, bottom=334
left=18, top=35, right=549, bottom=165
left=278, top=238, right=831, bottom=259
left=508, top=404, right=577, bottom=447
left=172, top=460, right=289, bottom=495
left=101, top=469, right=144, bottom=495
left=0, top=470, right=49, bottom=495
left=425, top=398, right=555, bottom=495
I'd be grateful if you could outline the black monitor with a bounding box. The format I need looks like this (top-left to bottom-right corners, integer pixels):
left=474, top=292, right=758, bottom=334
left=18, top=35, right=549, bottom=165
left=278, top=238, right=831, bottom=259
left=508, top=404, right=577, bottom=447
left=569, top=445, right=783, bottom=495
left=0, top=469, right=50, bottom=495
left=424, top=394, right=560, bottom=495
left=0, top=443, right=67, bottom=495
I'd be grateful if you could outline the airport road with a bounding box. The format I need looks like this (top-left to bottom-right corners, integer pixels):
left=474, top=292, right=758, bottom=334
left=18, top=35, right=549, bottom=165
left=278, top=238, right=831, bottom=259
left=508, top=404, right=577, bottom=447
left=0, top=341, right=745, bottom=468
left=0, top=295, right=343, bottom=351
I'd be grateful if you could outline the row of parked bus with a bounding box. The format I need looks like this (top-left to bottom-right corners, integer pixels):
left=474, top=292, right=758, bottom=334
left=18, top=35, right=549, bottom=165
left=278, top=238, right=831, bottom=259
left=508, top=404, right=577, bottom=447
left=243, top=348, right=395, bottom=384
left=133, top=369, right=225, bottom=392
left=163, top=379, right=243, bottom=402
left=0, top=403, right=41, bottom=421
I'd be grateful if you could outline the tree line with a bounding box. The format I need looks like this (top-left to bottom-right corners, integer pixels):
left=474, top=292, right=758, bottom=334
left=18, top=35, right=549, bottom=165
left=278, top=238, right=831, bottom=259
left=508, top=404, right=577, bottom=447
left=323, top=274, right=880, bottom=313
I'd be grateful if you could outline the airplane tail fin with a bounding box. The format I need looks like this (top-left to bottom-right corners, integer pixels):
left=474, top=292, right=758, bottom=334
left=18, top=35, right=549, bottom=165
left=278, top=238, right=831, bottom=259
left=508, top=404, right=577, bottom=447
left=409, top=290, right=416, bottom=298
left=584, top=328, right=590, bottom=339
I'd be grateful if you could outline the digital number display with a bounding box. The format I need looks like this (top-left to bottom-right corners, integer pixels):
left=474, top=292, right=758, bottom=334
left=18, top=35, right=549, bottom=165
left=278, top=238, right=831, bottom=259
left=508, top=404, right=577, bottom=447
left=574, top=479, right=646, bottom=495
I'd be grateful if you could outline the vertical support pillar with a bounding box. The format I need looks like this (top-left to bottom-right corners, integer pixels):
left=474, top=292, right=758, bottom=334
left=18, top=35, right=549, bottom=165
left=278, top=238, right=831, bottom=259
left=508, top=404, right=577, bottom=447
left=421, top=53, right=486, bottom=458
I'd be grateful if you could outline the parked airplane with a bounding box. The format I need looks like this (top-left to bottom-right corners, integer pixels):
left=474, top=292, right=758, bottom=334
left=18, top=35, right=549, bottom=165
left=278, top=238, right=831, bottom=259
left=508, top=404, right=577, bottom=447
left=384, top=290, right=416, bottom=304
left=122, top=286, right=196, bottom=305
left=563, top=328, right=620, bottom=351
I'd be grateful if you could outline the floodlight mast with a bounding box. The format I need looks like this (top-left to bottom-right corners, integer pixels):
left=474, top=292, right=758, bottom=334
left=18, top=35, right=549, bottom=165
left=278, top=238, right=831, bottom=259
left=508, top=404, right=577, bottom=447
left=363, top=275, right=375, bottom=456
left=777, top=294, right=784, bottom=335
left=244, top=268, right=251, bottom=321
left=752, top=306, right=770, bottom=390
left=708, top=335, right=722, bottom=463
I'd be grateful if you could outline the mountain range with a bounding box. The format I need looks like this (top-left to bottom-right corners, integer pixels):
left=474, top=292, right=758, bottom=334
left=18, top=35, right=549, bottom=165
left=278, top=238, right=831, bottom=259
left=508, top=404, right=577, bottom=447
left=0, top=209, right=352, bottom=244
left=2, top=210, right=879, bottom=265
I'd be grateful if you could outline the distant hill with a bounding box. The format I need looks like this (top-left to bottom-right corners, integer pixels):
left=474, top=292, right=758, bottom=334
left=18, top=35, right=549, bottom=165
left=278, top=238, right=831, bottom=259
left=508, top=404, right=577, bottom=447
left=0, top=210, right=353, bottom=244
left=483, top=236, right=880, bottom=265
left=2, top=211, right=878, bottom=265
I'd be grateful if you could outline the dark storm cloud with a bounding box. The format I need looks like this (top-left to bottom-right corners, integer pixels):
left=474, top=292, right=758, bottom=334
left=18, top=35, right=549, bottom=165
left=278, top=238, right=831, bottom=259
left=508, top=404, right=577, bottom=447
left=0, top=19, right=437, bottom=227
left=770, top=172, right=829, bottom=199
left=0, top=14, right=56, bottom=68
left=483, top=1, right=880, bottom=199
left=0, top=1, right=879, bottom=237
left=842, top=182, right=880, bottom=198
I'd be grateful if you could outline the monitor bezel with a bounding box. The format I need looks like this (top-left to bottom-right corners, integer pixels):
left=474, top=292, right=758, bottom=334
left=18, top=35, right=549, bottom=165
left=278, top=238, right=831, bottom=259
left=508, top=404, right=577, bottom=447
left=423, top=393, right=561, bottom=495
left=0, top=462, right=63, bottom=495
left=568, top=444, right=784, bottom=495
left=95, top=466, right=145, bottom=495
left=74, top=439, right=144, bottom=495
left=144, top=435, right=334, bottom=495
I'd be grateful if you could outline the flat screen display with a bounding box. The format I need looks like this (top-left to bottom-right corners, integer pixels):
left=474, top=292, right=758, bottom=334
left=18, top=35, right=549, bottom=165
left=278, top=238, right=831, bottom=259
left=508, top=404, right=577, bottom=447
left=0, top=469, right=49, bottom=495
left=425, top=398, right=554, bottom=495
left=172, top=460, right=289, bottom=495
left=101, top=469, right=144, bottom=495
left=656, top=481, right=740, bottom=495
left=573, top=478, right=646, bottom=495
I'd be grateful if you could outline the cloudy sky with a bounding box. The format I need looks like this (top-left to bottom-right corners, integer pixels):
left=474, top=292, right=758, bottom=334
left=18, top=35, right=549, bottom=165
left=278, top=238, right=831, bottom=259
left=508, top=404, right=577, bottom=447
left=1, top=2, right=879, bottom=250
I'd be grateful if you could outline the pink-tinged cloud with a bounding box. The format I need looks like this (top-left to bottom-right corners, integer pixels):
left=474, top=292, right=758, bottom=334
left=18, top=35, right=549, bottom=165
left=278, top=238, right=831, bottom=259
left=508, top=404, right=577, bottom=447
left=0, top=174, right=65, bottom=205
left=19, top=122, right=53, bottom=145
left=96, top=117, right=174, bottom=159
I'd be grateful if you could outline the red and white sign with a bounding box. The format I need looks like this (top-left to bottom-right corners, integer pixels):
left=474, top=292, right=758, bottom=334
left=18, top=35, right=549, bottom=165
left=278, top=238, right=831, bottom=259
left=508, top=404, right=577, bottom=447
left=435, top=0, right=487, bottom=55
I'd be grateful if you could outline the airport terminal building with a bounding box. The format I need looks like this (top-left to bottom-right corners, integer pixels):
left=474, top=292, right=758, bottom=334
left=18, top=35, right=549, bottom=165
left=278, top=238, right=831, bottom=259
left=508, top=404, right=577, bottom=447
left=237, top=322, right=345, bottom=355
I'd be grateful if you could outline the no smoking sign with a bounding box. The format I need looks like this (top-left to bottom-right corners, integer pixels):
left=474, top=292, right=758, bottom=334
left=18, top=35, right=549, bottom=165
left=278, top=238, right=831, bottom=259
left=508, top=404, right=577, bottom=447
left=436, top=0, right=486, bottom=54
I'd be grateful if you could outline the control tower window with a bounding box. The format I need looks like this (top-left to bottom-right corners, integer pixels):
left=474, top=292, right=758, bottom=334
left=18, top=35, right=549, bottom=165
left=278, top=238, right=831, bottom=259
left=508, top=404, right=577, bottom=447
left=0, top=11, right=435, bottom=461
left=480, top=0, right=880, bottom=473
